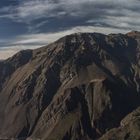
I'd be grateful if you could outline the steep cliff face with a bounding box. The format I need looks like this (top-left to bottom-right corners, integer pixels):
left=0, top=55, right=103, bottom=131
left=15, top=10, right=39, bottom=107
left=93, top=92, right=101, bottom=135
left=0, top=32, right=140, bottom=140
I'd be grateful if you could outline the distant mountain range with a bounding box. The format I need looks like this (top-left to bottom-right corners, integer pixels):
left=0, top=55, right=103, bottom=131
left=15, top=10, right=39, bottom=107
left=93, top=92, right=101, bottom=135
left=0, top=31, right=140, bottom=140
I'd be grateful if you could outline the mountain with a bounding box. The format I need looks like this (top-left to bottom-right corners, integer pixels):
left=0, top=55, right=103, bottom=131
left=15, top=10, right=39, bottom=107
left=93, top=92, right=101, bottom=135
left=0, top=31, right=140, bottom=140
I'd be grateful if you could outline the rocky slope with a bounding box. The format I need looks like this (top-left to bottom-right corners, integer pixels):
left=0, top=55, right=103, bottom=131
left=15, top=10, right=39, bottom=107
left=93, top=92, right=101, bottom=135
left=99, top=106, right=140, bottom=140
left=0, top=31, right=140, bottom=140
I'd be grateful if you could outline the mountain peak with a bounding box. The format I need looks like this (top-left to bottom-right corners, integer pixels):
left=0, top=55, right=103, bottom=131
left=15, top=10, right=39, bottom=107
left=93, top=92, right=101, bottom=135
left=126, top=30, right=140, bottom=37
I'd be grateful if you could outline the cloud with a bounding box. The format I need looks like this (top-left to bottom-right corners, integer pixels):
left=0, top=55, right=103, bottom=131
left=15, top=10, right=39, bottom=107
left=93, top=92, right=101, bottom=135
left=0, top=0, right=140, bottom=31
left=0, top=49, right=18, bottom=60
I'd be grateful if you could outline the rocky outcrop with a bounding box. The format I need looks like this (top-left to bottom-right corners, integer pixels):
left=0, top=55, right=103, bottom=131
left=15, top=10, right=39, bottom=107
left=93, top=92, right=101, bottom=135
left=99, top=107, right=140, bottom=140
left=0, top=31, right=140, bottom=140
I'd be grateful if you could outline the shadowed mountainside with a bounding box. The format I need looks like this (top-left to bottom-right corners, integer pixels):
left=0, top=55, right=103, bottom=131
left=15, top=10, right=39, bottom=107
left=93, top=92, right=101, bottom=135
left=0, top=31, right=140, bottom=140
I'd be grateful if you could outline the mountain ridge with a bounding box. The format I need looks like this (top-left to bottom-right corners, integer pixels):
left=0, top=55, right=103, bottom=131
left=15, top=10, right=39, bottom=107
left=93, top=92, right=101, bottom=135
left=0, top=31, right=140, bottom=140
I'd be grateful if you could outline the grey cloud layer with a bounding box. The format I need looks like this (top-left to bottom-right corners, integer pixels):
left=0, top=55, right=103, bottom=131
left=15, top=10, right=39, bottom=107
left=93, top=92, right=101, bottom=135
left=0, top=0, right=140, bottom=31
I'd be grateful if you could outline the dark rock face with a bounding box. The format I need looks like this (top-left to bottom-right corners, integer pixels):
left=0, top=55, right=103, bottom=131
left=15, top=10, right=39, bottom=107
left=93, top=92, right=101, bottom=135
left=0, top=32, right=140, bottom=140
left=99, top=107, right=140, bottom=140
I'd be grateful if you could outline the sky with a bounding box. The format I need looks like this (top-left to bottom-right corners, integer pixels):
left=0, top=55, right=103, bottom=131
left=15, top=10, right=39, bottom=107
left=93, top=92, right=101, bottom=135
left=0, top=0, right=140, bottom=59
